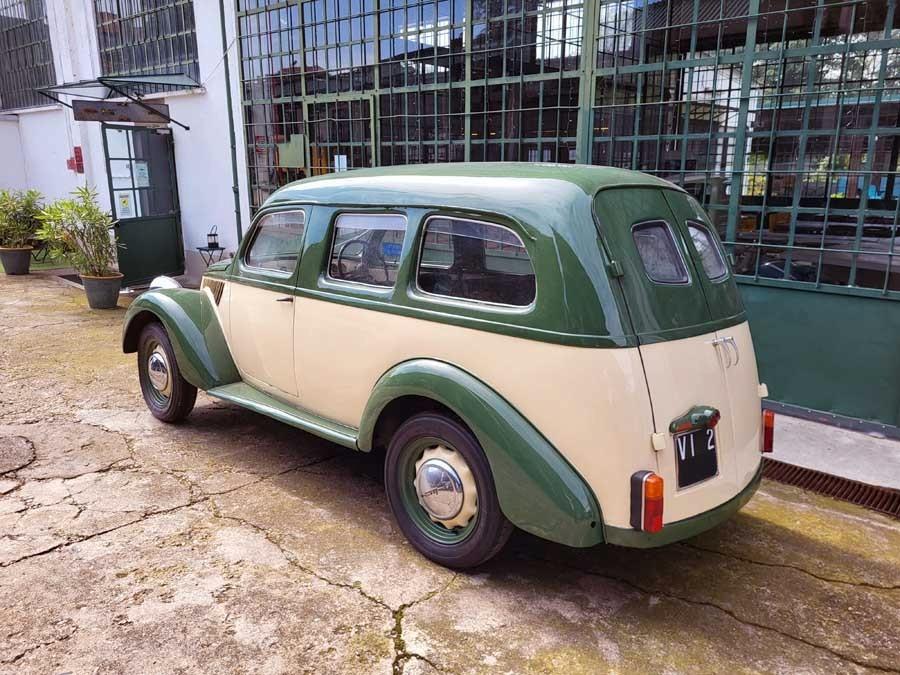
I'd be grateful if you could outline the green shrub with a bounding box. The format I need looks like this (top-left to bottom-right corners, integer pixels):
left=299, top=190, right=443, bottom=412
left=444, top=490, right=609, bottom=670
left=0, top=189, right=43, bottom=248
left=37, top=186, right=121, bottom=277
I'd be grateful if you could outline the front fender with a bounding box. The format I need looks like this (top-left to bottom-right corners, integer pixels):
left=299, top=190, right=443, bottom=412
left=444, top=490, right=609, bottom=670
left=358, top=359, right=604, bottom=548
left=122, top=289, right=240, bottom=391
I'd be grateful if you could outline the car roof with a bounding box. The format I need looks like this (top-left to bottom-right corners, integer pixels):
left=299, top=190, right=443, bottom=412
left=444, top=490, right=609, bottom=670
left=265, top=163, right=683, bottom=235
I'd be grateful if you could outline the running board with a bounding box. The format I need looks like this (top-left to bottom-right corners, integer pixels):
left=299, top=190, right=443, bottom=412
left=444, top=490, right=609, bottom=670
left=206, top=382, right=358, bottom=449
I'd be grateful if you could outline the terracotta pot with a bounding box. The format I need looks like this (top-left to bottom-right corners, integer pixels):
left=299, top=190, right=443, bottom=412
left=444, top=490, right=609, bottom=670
left=80, top=272, right=124, bottom=309
left=0, top=246, right=33, bottom=275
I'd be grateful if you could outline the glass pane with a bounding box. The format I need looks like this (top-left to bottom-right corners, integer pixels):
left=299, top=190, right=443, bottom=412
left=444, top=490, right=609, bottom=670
left=688, top=221, right=728, bottom=280
left=245, top=210, right=306, bottom=274
left=417, top=217, right=536, bottom=306
left=632, top=221, right=688, bottom=284
left=328, top=213, right=407, bottom=287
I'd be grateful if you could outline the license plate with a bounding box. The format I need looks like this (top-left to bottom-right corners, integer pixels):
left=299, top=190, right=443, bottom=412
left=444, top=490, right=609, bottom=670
left=675, top=427, right=718, bottom=489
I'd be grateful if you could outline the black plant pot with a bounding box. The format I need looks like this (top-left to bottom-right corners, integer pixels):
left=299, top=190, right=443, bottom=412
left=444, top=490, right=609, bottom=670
left=0, top=247, right=33, bottom=275
left=81, top=273, right=123, bottom=309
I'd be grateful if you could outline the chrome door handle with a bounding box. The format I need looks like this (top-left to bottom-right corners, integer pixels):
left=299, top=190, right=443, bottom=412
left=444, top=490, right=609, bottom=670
left=709, top=337, right=732, bottom=368
left=725, top=337, right=740, bottom=366
left=275, top=296, right=293, bottom=303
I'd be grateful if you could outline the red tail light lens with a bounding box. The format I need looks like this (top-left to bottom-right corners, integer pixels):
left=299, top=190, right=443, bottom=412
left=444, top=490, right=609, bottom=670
left=630, top=471, right=664, bottom=533
left=643, top=474, right=664, bottom=533
left=762, top=410, right=775, bottom=453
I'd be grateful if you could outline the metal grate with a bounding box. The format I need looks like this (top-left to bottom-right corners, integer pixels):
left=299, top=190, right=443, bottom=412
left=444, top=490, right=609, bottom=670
left=762, top=458, right=900, bottom=520
left=200, top=277, right=225, bottom=304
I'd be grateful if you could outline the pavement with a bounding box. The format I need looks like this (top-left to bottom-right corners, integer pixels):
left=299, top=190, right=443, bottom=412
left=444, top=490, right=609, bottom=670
left=770, top=415, right=900, bottom=490
left=1, top=272, right=899, bottom=675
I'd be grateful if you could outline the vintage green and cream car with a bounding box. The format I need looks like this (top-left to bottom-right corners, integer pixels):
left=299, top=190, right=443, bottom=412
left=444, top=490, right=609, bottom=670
left=123, top=164, right=772, bottom=568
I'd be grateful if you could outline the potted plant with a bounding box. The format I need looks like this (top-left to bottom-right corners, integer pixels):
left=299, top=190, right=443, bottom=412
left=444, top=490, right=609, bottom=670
left=0, top=189, right=43, bottom=275
left=37, top=186, right=123, bottom=309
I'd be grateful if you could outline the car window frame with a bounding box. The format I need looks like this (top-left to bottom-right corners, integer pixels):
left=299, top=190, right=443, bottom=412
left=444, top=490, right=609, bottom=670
left=325, top=211, right=409, bottom=290
left=239, top=208, right=308, bottom=279
left=630, top=219, right=692, bottom=286
left=686, top=219, right=729, bottom=283
left=413, top=213, right=538, bottom=311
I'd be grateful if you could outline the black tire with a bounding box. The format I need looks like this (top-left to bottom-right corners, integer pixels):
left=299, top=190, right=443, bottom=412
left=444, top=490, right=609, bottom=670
left=385, top=412, right=514, bottom=568
left=137, top=322, right=197, bottom=423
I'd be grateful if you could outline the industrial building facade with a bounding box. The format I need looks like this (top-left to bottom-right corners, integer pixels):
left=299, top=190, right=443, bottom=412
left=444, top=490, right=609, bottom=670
left=1, top=0, right=898, bottom=429
left=234, top=0, right=900, bottom=429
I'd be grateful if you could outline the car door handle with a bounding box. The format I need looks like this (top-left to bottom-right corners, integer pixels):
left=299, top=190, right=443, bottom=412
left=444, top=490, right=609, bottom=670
left=708, top=337, right=732, bottom=368
left=275, top=296, right=293, bottom=303
left=725, top=336, right=740, bottom=366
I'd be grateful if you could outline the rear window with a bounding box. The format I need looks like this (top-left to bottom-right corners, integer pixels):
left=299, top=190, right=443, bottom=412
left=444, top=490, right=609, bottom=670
left=417, top=216, right=536, bottom=307
left=632, top=221, right=689, bottom=284
left=687, top=221, right=728, bottom=280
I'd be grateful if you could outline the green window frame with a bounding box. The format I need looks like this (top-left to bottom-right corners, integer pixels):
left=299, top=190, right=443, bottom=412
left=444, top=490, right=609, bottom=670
left=235, top=0, right=900, bottom=300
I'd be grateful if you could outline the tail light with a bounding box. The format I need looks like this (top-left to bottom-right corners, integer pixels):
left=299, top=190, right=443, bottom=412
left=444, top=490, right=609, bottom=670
left=630, top=471, right=664, bottom=533
left=762, top=410, right=775, bottom=453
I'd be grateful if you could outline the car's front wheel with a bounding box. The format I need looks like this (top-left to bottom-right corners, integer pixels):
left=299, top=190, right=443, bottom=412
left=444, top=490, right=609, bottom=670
left=385, top=412, right=513, bottom=568
left=137, top=322, right=197, bottom=423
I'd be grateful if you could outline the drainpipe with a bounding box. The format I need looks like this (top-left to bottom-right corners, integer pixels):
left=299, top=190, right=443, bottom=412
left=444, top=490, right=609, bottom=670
left=218, top=0, right=243, bottom=242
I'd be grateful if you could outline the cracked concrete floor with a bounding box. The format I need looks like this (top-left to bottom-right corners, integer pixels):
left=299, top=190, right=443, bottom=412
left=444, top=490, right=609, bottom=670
left=1, top=274, right=899, bottom=675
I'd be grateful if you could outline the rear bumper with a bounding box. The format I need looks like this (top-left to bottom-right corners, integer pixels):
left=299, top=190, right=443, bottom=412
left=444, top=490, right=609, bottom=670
left=603, top=460, right=763, bottom=548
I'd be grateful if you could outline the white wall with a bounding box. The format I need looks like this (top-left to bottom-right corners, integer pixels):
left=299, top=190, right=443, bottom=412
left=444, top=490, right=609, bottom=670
left=17, top=108, right=81, bottom=201
left=0, top=116, right=26, bottom=189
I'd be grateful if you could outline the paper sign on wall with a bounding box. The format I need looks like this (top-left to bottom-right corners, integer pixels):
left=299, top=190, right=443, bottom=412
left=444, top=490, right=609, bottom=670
left=134, top=161, right=150, bottom=187
left=117, top=192, right=135, bottom=219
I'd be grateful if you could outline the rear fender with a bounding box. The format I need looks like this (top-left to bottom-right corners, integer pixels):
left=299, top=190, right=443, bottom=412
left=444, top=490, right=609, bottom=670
left=122, top=289, right=240, bottom=391
left=358, top=359, right=604, bottom=548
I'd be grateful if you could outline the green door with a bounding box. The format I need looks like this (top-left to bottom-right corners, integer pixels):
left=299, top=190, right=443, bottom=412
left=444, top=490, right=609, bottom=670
left=103, top=125, right=184, bottom=286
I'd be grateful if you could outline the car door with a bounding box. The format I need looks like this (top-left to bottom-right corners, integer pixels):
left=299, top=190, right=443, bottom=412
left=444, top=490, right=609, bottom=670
left=229, top=209, right=307, bottom=397
left=594, top=187, right=740, bottom=522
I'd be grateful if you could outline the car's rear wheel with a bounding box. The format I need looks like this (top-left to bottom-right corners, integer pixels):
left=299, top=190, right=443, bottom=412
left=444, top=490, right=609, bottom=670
left=385, top=412, right=513, bottom=568
left=137, top=322, right=197, bottom=423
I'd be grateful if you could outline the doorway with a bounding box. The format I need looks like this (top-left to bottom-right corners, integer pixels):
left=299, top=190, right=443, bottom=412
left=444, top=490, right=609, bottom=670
left=102, top=124, right=184, bottom=286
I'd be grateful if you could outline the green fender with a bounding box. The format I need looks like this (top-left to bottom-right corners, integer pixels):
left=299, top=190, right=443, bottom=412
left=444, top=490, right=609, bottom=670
left=358, top=359, right=605, bottom=548
left=122, top=288, right=241, bottom=391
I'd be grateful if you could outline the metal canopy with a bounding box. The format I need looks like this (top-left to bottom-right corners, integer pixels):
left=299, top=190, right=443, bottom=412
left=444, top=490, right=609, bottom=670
left=37, top=73, right=201, bottom=130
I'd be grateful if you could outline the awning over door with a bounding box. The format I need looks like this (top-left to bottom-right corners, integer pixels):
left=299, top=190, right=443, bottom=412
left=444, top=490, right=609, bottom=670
left=37, top=73, right=201, bottom=130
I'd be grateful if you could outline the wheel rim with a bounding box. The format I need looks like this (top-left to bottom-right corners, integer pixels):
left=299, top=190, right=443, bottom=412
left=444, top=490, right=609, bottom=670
left=144, top=341, right=172, bottom=405
left=399, top=437, right=478, bottom=544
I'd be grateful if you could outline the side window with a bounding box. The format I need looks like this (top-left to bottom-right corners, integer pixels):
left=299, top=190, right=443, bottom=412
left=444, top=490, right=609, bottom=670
left=328, top=213, right=407, bottom=288
left=632, top=221, right=689, bottom=284
left=417, top=216, right=536, bottom=307
left=687, top=220, right=728, bottom=280
left=244, top=210, right=306, bottom=274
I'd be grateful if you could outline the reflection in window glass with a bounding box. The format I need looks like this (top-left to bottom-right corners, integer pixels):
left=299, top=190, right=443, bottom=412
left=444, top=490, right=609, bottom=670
left=93, top=0, right=199, bottom=92
left=329, top=214, right=407, bottom=287
left=417, top=217, right=536, bottom=306
left=245, top=211, right=306, bottom=274
left=688, top=221, right=727, bottom=280
left=632, top=221, right=688, bottom=284
left=0, top=0, right=56, bottom=111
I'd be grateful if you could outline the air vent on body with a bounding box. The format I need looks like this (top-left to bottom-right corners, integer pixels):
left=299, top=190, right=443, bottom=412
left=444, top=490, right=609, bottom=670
left=201, top=277, right=225, bottom=305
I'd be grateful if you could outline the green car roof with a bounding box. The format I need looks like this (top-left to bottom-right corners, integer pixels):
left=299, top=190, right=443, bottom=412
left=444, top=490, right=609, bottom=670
left=267, top=163, right=683, bottom=221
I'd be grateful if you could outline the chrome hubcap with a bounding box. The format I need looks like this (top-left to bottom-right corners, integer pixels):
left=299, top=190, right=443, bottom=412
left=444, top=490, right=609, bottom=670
left=414, top=446, right=478, bottom=529
left=147, top=346, right=171, bottom=397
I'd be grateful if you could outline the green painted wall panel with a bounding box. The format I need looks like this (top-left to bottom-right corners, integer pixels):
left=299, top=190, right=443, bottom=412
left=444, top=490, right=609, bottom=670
left=740, top=283, right=900, bottom=429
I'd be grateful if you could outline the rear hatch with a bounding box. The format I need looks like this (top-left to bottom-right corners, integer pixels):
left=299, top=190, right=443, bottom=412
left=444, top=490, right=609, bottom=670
left=594, top=187, right=760, bottom=522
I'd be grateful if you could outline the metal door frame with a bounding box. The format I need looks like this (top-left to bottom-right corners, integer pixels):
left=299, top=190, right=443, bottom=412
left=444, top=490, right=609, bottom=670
left=101, top=123, right=185, bottom=279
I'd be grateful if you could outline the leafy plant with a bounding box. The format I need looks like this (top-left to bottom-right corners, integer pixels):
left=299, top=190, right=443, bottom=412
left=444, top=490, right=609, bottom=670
left=37, top=186, right=121, bottom=277
left=0, top=189, right=43, bottom=248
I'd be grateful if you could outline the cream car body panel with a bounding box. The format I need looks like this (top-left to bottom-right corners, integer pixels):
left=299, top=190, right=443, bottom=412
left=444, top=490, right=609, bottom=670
left=228, top=281, right=298, bottom=396
left=638, top=322, right=761, bottom=523
left=293, top=295, right=657, bottom=529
